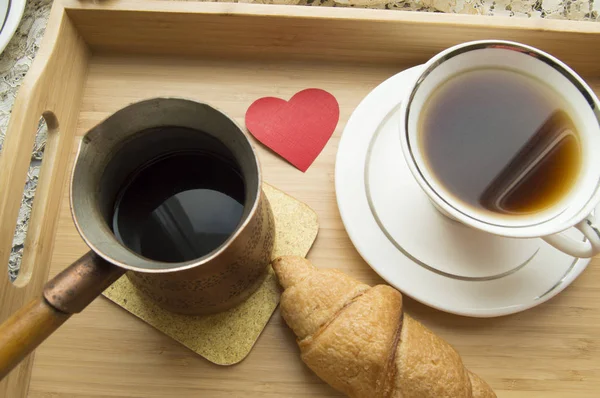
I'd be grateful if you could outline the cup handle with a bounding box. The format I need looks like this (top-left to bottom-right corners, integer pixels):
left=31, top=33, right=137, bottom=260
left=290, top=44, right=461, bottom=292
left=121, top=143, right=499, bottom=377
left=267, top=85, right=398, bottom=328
left=542, top=215, right=600, bottom=258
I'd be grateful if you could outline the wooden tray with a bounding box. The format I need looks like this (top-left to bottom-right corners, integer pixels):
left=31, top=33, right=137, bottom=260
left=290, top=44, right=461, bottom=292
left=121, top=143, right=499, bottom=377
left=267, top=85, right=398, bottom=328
left=1, top=1, right=599, bottom=396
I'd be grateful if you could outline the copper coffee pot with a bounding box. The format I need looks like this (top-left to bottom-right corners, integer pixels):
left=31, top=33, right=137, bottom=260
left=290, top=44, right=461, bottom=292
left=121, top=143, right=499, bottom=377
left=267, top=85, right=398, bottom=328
left=0, top=98, right=275, bottom=379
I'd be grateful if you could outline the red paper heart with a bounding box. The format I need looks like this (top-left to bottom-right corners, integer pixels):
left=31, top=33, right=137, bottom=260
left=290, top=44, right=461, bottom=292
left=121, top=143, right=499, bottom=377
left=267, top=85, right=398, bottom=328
left=245, top=89, right=340, bottom=172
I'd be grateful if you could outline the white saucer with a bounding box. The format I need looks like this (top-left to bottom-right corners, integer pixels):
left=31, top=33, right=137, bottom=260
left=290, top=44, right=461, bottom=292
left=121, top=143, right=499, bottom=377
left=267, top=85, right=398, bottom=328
left=335, top=65, right=593, bottom=317
left=0, top=0, right=26, bottom=55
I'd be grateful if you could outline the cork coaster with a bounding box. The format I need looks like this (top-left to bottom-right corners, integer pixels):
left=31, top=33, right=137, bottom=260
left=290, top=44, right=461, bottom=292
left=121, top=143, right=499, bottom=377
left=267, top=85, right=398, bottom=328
left=102, top=183, right=319, bottom=365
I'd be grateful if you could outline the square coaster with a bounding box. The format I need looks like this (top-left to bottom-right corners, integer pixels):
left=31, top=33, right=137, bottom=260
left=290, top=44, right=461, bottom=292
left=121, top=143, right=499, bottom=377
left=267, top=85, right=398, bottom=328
left=102, top=183, right=319, bottom=365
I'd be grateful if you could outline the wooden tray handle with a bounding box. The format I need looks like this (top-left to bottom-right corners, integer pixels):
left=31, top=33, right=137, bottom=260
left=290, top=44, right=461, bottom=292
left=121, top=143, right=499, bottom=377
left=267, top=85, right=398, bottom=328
left=0, top=251, right=124, bottom=380
left=0, top=79, right=57, bottom=287
left=0, top=1, right=89, bottom=322
left=0, top=3, right=89, bottom=286
left=0, top=4, right=89, bottom=394
left=0, top=54, right=82, bottom=288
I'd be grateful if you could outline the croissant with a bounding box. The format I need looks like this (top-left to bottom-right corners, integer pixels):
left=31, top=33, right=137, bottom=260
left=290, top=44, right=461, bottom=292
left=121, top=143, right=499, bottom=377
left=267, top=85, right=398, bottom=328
left=272, top=256, right=496, bottom=398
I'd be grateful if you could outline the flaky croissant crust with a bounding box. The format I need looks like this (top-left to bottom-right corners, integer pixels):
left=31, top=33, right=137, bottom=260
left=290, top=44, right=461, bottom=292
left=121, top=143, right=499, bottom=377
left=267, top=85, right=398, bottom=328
left=272, top=256, right=496, bottom=398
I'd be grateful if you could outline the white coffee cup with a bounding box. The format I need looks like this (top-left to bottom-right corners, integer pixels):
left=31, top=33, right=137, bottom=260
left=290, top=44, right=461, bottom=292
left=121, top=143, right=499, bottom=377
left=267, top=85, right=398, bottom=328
left=399, top=40, right=600, bottom=258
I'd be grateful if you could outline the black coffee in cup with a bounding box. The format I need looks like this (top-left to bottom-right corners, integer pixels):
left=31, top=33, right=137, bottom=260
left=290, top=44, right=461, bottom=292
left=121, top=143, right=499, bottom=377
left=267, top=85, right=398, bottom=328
left=418, top=68, right=582, bottom=217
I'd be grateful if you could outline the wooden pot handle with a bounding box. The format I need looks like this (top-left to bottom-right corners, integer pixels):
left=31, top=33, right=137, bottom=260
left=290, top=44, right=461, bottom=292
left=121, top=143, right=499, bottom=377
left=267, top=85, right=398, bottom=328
left=0, top=252, right=124, bottom=380
left=0, top=298, right=70, bottom=380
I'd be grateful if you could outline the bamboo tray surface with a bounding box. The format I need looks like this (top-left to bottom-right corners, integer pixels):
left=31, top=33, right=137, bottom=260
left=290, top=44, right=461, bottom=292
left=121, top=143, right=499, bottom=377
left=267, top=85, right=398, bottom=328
left=0, top=1, right=599, bottom=397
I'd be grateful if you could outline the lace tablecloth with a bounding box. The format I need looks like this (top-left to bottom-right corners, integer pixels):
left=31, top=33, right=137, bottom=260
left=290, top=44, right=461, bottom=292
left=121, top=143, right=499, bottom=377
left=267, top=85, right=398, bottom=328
left=1, top=0, right=598, bottom=278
